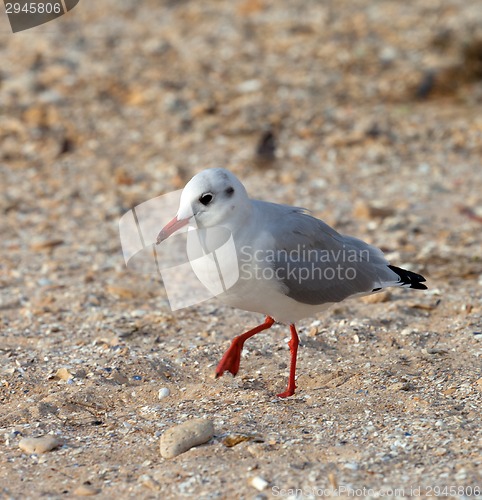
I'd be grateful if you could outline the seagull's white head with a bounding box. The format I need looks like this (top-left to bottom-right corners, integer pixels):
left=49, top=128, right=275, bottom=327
left=157, top=168, right=252, bottom=243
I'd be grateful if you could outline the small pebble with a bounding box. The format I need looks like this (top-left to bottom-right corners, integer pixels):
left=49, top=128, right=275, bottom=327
left=249, top=476, right=269, bottom=491
left=4, top=430, right=21, bottom=445
left=73, top=483, right=101, bottom=496
left=237, top=79, right=261, bottom=93
left=344, top=462, right=359, bottom=470
left=160, top=418, right=214, bottom=459
left=379, top=45, right=398, bottom=63
left=307, top=327, right=318, bottom=337
left=353, top=200, right=395, bottom=219
left=19, top=435, right=61, bottom=454
left=55, top=367, right=74, bottom=381
left=158, top=387, right=170, bottom=400
left=222, top=433, right=256, bottom=447
left=138, top=474, right=161, bottom=491
left=361, top=290, right=391, bottom=304
left=389, top=382, right=411, bottom=392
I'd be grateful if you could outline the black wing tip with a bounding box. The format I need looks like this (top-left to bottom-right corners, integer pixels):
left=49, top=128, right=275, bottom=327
left=410, top=282, right=428, bottom=290
left=388, top=265, right=428, bottom=290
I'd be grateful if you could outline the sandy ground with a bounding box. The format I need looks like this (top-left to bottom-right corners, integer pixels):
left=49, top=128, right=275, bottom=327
left=1, top=0, right=482, bottom=498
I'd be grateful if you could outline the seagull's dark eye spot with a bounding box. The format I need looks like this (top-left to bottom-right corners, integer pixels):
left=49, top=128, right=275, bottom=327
left=199, top=192, right=213, bottom=206
left=225, top=186, right=235, bottom=196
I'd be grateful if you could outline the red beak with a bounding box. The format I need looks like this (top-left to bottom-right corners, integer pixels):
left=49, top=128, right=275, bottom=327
left=156, top=216, right=189, bottom=244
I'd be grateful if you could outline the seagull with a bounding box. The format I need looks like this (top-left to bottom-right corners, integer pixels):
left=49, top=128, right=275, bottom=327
left=156, top=168, right=427, bottom=397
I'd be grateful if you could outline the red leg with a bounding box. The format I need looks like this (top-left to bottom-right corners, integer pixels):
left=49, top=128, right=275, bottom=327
left=216, top=316, right=275, bottom=378
left=277, top=324, right=299, bottom=398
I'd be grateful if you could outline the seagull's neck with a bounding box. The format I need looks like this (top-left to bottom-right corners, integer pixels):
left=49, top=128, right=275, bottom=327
left=219, top=199, right=255, bottom=237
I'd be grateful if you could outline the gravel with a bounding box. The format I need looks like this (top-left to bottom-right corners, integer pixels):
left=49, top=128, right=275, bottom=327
left=1, top=0, right=482, bottom=497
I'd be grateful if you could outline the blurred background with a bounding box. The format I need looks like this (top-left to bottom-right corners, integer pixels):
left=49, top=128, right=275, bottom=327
left=1, top=0, right=481, bottom=496
left=1, top=0, right=481, bottom=317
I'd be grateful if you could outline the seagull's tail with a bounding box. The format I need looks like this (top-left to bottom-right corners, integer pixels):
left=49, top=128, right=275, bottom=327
left=387, top=265, right=427, bottom=290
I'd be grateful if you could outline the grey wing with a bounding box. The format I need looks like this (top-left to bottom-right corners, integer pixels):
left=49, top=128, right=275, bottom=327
left=267, top=209, right=399, bottom=305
